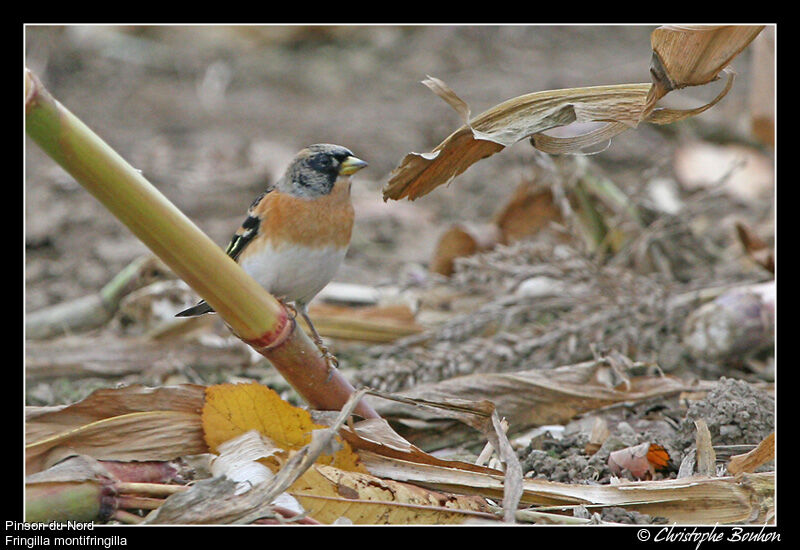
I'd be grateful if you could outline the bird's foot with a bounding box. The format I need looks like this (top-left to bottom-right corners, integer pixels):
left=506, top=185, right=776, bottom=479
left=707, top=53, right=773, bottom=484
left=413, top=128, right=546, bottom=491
left=317, top=343, right=339, bottom=382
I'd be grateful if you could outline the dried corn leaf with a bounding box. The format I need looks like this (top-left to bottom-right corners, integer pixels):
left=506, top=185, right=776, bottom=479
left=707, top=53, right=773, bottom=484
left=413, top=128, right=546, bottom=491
left=385, top=83, right=646, bottom=201
left=26, top=410, right=206, bottom=474
left=25, top=384, right=207, bottom=474
left=289, top=464, right=495, bottom=524
left=646, top=25, right=764, bottom=107
left=383, top=25, right=762, bottom=202
left=357, top=391, right=521, bottom=521
left=373, top=361, right=714, bottom=449
left=361, top=450, right=773, bottom=524
left=291, top=493, right=496, bottom=524
left=341, top=416, right=508, bottom=496
left=26, top=384, right=206, bottom=443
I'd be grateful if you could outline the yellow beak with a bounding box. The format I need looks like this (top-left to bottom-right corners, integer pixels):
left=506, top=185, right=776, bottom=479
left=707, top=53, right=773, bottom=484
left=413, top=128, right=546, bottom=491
left=339, top=155, right=368, bottom=176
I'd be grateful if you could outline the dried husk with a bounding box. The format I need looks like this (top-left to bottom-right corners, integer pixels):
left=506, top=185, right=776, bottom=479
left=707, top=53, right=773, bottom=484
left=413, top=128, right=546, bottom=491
left=430, top=223, right=503, bottom=276
left=646, top=25, right=765, bottom=108
left=383, top=25, right=763, bottom=202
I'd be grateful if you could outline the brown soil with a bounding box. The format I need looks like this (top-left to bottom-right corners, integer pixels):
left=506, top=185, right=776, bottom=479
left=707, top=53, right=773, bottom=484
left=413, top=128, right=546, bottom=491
left=25, top=26, right=775, bottom=493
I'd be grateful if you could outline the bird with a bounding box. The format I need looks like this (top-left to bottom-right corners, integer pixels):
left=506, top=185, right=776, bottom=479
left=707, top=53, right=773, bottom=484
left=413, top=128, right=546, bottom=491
left=176, top=143, right=368, bottom=373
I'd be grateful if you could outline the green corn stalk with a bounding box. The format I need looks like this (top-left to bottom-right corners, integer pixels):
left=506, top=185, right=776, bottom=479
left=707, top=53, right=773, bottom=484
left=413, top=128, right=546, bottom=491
left=24, top=68, right=378, bottom=419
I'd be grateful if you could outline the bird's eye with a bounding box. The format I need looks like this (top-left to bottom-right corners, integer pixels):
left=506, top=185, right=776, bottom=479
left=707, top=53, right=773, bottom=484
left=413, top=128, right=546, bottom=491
left=311, top=155, right=335, bottom=171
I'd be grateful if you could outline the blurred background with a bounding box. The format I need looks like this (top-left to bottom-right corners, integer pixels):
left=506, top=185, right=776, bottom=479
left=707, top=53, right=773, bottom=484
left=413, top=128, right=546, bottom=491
left=25, top=25, right=774, bottom=405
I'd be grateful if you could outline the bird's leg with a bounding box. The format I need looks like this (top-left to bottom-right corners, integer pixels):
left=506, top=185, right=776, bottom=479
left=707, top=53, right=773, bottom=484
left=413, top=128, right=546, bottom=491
left=297, top=303, right=338, bottom=379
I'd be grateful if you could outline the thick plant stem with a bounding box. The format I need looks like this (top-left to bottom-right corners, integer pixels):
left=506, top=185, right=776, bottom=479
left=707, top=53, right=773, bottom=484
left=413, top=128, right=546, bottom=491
left=25, top=69, right=280, bottom=340
left=25, top=68, right=378, bottom=419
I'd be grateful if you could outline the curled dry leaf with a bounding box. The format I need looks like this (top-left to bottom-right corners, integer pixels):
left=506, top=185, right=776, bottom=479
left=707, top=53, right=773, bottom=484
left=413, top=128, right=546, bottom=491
left=383, top=25, right=762, bottom=202
left=430, top=223, right=502, bottom=276
left=646, top=25, right=765, bottom=107
left=494, top=183, right=563, bottom=244
left=384, top=82, right=646, bottom=201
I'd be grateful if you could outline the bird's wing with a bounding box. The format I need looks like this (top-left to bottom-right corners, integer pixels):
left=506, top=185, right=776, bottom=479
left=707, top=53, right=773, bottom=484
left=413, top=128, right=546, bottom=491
left=225, top=188, right=272, bottom=261
left=176, top=187, right=274, bottom=318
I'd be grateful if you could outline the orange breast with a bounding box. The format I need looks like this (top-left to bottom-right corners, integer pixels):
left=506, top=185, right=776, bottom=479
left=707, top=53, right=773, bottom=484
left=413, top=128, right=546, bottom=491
left=243, top=178, right=354, bottom=256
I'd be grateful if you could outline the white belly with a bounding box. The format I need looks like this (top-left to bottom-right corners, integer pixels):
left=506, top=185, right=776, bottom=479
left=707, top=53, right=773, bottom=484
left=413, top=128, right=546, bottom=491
left=239, top=243, right=347, bottom=305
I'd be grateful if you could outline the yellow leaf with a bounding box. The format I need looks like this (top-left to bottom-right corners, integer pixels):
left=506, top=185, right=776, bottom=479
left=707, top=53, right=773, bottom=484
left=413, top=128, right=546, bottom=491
left=202, top=382, right=364, bottom=472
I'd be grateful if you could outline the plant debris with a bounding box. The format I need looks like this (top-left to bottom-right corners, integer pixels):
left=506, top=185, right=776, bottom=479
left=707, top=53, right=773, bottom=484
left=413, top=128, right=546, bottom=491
left=25, top=25, right=774, bottom=526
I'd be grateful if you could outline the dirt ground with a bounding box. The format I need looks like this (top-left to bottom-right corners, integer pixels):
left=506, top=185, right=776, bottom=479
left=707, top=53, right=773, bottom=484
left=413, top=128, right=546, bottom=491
left=24, top=25, right=775, bottom=495
left=24, top=25, right=762, bottom=310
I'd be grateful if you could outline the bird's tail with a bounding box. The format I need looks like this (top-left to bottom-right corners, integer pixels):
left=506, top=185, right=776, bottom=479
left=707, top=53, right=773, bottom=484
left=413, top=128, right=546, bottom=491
left=175, top=300, right=215, bottom=317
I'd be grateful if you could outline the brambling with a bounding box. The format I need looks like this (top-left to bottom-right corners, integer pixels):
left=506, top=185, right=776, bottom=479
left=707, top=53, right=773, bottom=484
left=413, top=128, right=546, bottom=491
left=176, top=143, right=368, bottom=371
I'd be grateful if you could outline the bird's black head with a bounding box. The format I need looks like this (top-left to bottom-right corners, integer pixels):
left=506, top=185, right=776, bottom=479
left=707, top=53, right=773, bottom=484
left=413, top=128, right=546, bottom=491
left=279, top=144, right=367, bottom=198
